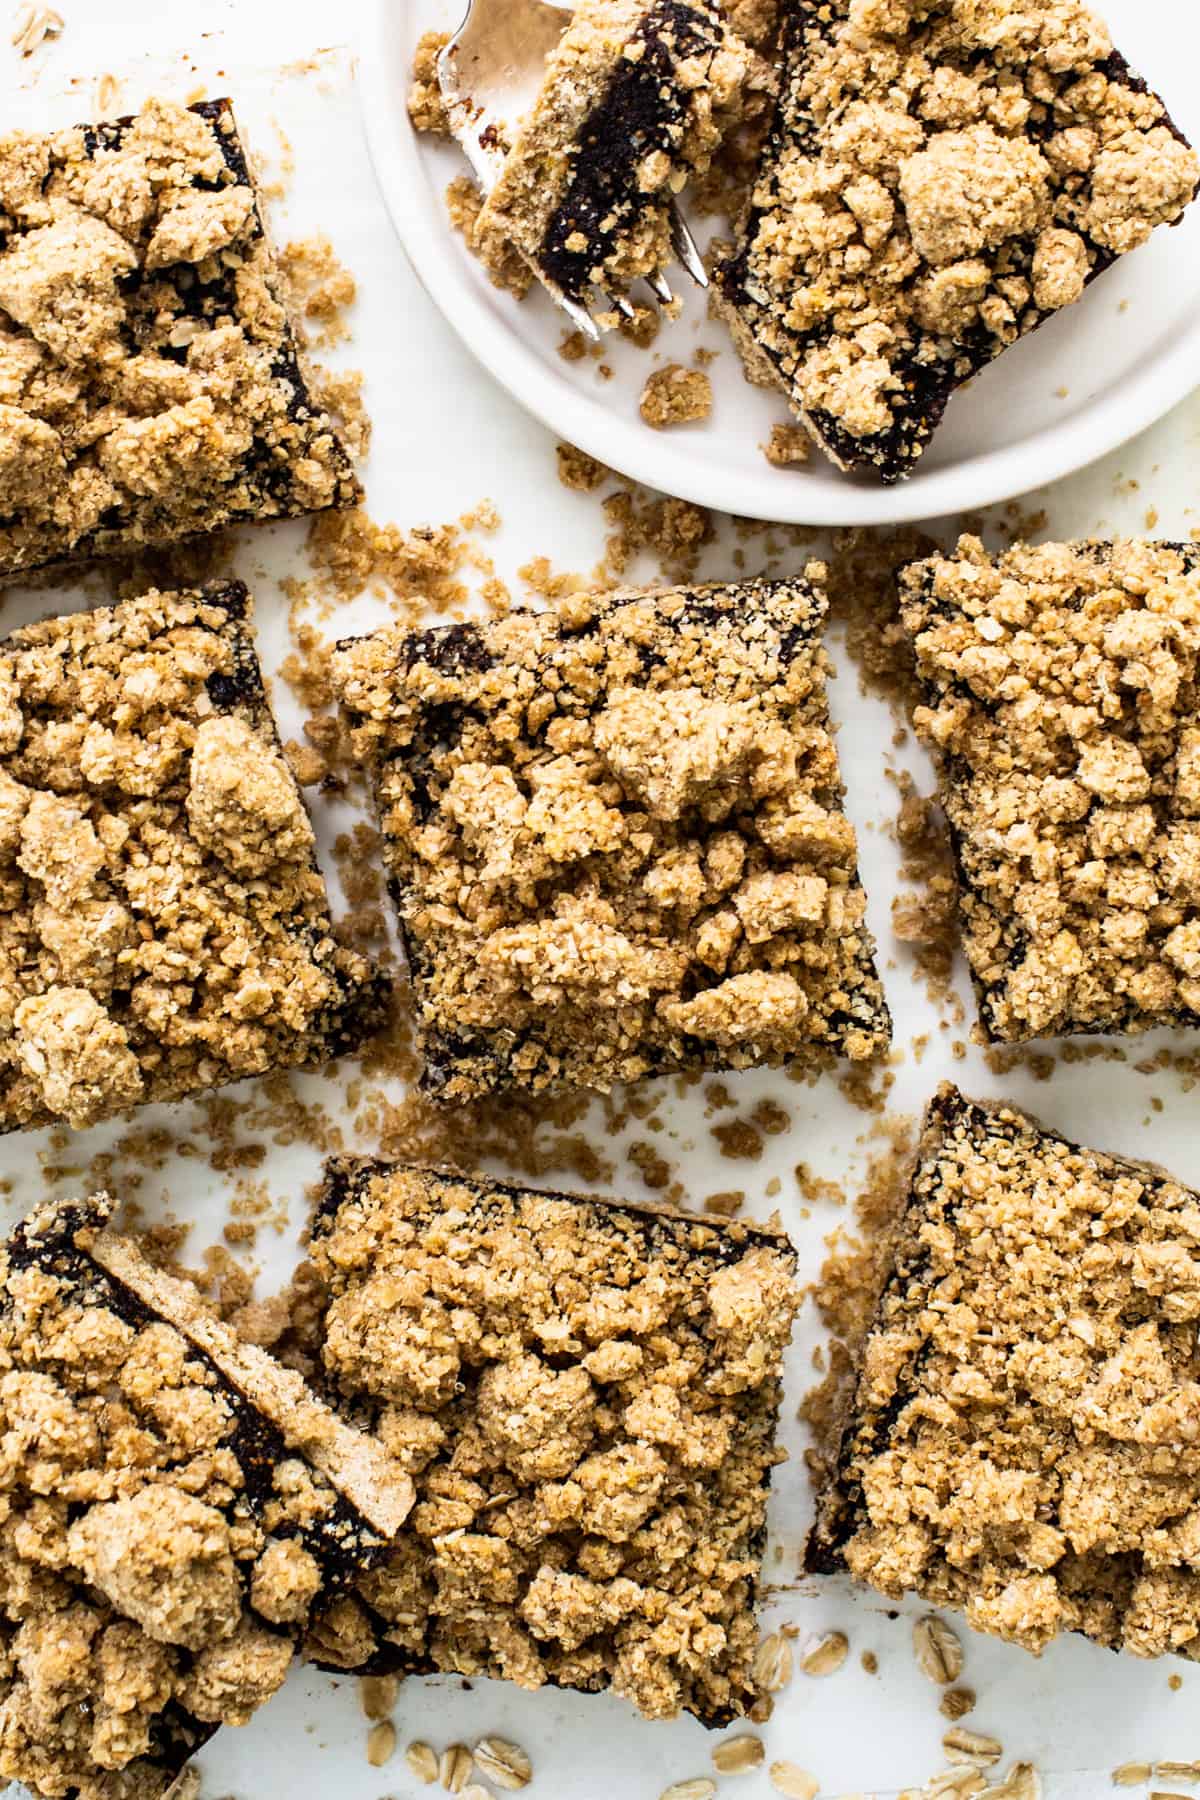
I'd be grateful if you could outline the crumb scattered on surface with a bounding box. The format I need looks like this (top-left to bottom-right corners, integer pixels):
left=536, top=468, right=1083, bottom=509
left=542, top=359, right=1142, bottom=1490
left=640, top=364, right=713, bottom=428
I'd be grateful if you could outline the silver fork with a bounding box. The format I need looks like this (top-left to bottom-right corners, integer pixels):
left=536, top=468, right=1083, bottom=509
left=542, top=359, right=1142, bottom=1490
left=436, top=0, right=709, bottom=342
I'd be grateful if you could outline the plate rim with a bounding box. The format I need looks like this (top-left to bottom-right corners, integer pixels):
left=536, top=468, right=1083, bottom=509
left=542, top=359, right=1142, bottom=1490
left=358, top=0, right=1200, bottom=528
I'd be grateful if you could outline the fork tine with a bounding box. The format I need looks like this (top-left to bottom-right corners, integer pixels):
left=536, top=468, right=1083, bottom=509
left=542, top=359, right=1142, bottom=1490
left=647, top=269, right=674, bottom=305
left=562, top=294, right=604, bottom=343
left=606, top=293, right=637, bottom=321
left=669, top=201, right=709, bottom=288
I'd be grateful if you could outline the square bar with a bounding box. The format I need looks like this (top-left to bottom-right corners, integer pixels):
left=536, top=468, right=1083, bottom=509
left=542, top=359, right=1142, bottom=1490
left=0, top=1195, right=412, bottom=1798
left=303, top=1158, right=798, bottom=1726
left=333, top=575, right=890, bottom=1102
left=476, top=0, right=749, bottom=308
left=0, top=96, right=359, bottom=576
left=809, top=1084, right=1200, bottom=1662
left=900, top=536, right=1200, bottom=1043
left=718, top=3, right=1198, bottom=480
left=0, top=580, right=386, bottom=1133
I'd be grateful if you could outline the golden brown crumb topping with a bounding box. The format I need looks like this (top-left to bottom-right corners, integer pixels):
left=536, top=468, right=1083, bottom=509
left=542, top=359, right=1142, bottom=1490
left=900, top=536, right=1200, bottom=1043
left=811, top=1086, right=1200, bottom=1666
left=0, top=96, right=358, bottom=576
left=475, top=0, right=750, bottom=303
left=304, top=1162, right=798, bottom=1726
left=639, top=364, right=713, bottom=427
left=0, top=582, right=383, bottom=1134
left=720, top=0, right=1198, bottom=476
left=332, top=578, right=889, bottom=1102
left=0, top=1197, right=411, bottom=1800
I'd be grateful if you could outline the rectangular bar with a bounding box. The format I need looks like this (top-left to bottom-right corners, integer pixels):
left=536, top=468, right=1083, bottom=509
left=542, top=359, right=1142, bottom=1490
left=809, top=1084, right=1200, bottom=1663
left=0, top=96, right=359, bottom=576
left=899, top=536, right=1200, bottom=1043
left=304, top=1158, right=799, bottom=1727
left=0, top=1195, right=413, bottom=1799
left=0, top=580, right=386, bottom=1133
left=718, top=3, right=1198, bottom=480
left=333, top=575, right=890, bottom=1102
left=476, top=0, right=749, bottom=308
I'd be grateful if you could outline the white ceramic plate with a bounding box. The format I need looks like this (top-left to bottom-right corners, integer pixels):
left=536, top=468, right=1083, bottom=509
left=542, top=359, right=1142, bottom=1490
left=361, top=0, right=1200, bottom=526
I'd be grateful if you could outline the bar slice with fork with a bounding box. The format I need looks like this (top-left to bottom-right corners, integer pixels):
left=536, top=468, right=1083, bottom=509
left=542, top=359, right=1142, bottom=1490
left=442, top=0, right=750, bottom=339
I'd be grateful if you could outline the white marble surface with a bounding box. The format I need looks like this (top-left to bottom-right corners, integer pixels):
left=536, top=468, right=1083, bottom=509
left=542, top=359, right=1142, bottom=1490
left=2, top=3, right=1200, bottom=1797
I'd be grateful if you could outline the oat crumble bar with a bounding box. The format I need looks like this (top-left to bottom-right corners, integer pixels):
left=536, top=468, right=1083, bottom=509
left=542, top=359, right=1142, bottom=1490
left=900, top=536, right=1200, bottom=1043
left=0, top=580, right=385, bottom=1134
left=717, top=0, right=1199, bottom=481
left=303, top=1159, right=799, bottom=1726
left=332, top=576, right=890, bottom=1102
left=0, top=1195, right=413, bottom=1799
left=0, top=96, right=359, bottom=577
left=809, top=1084, right=1200, bottom=1665
left=476, top=0, right=750, bottom=309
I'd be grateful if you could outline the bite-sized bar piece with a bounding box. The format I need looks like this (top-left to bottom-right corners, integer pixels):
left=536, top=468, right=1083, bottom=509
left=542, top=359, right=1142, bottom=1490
left=718, top=0, right=1199, bottom=481
left=333, top=575, right=890, bottom=1102
left=810, top=1085, right=1200, bottom=1662
left=0, top=581, right=386, bottom=1133
left=304, top=1159, right=799, bottom=1726
left=0, top=96, right=359, bottom=576
left=900, top=536, right=1200, bottom=1043
left=476, top=0, right=750, bottom=307
left=0, top=1196, right=413, bottom=1800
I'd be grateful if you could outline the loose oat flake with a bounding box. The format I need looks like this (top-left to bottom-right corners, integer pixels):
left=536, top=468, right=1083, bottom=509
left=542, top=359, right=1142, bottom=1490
left=942, top=1730, right=1002, bottom=1769
left=406, top=1742, right=439, bottom=1785
left=366, top=1721, right=396, bottom=1768
left=800, top=1630, right=849, bottom=1676
left=913, top=1615, right=964, bottom=1685
left=473, top=1738, right=533, bottom=1790
left=770, top=1765, right=819, bottom=1800
left=754, top=1630, right=796, bottom=1694
left=11, top=3, right=61, bottom=54
left=713, top=1736, right=766, bottom=1774
left=1157, top=1769, right=1200, bottom=1785
left=442, top=1746, right=475, bottom=1793
left=660, top=1782, right=717, bottom=1800
left=360, top=1674, right=399, bottom=1720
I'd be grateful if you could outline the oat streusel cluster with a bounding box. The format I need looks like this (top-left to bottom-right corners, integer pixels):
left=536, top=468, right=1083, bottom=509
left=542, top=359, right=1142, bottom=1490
left=719, top=0, right=1199, bottom=477
left=303, top=1161, right=799, bottom=1726
left=0, top=582, right=384, bottom=1133
left=0, top=1198, right=411, bottom=1800
left=476, top=0, right=751, bottom=305
left=0, top=97, right=359, bottom=575
left=811, top=1086, right=1200, bottom=1664
left=333, top=577, right=890, bottom=1101
left=901, top=536, right=1200, bottom=1043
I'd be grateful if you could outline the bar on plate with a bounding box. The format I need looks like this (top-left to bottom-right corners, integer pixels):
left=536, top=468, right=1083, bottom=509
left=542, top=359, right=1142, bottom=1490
left=0, top=96, right=359, bottom=575
left=0, top=580, right=386, bottom=1133
left=900, top=535, right=1200, bottom=1043
left=717, top=2, right=1199, bottom=480
left=333, top=574, right=890, bottom=1102
left=0, top=1195, right=413, bottom=1798
left=476, top=0, right=750, bottom=308
left=303, top=1158, right=799, bottom=1726
left=809, top=1084, right=1200, bottom=1662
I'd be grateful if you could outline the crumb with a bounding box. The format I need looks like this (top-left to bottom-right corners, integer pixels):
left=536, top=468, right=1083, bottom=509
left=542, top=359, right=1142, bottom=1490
left=639, top=363, right=713, bottom=427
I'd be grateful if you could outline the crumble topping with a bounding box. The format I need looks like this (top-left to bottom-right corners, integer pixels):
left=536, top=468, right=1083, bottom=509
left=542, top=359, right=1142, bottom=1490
left=0, top=1197, right=412, bottom=1800
left=718, top=0, right=1199, bottom=477
left=900, top=536, right=1200, bottom=1042
left=0, top=582, right=384, bottom=1134
left=810, top=1086, right=1200, bottom=1665
left=304, top=1162, right=798, bottom=1727
left=332, top=577, right=889, bottom=1101
left=639, top=364, right=713, bottom=427
left=0, top=96, right=358, bottom=576
left=475, top=0, right=751, bottom=304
